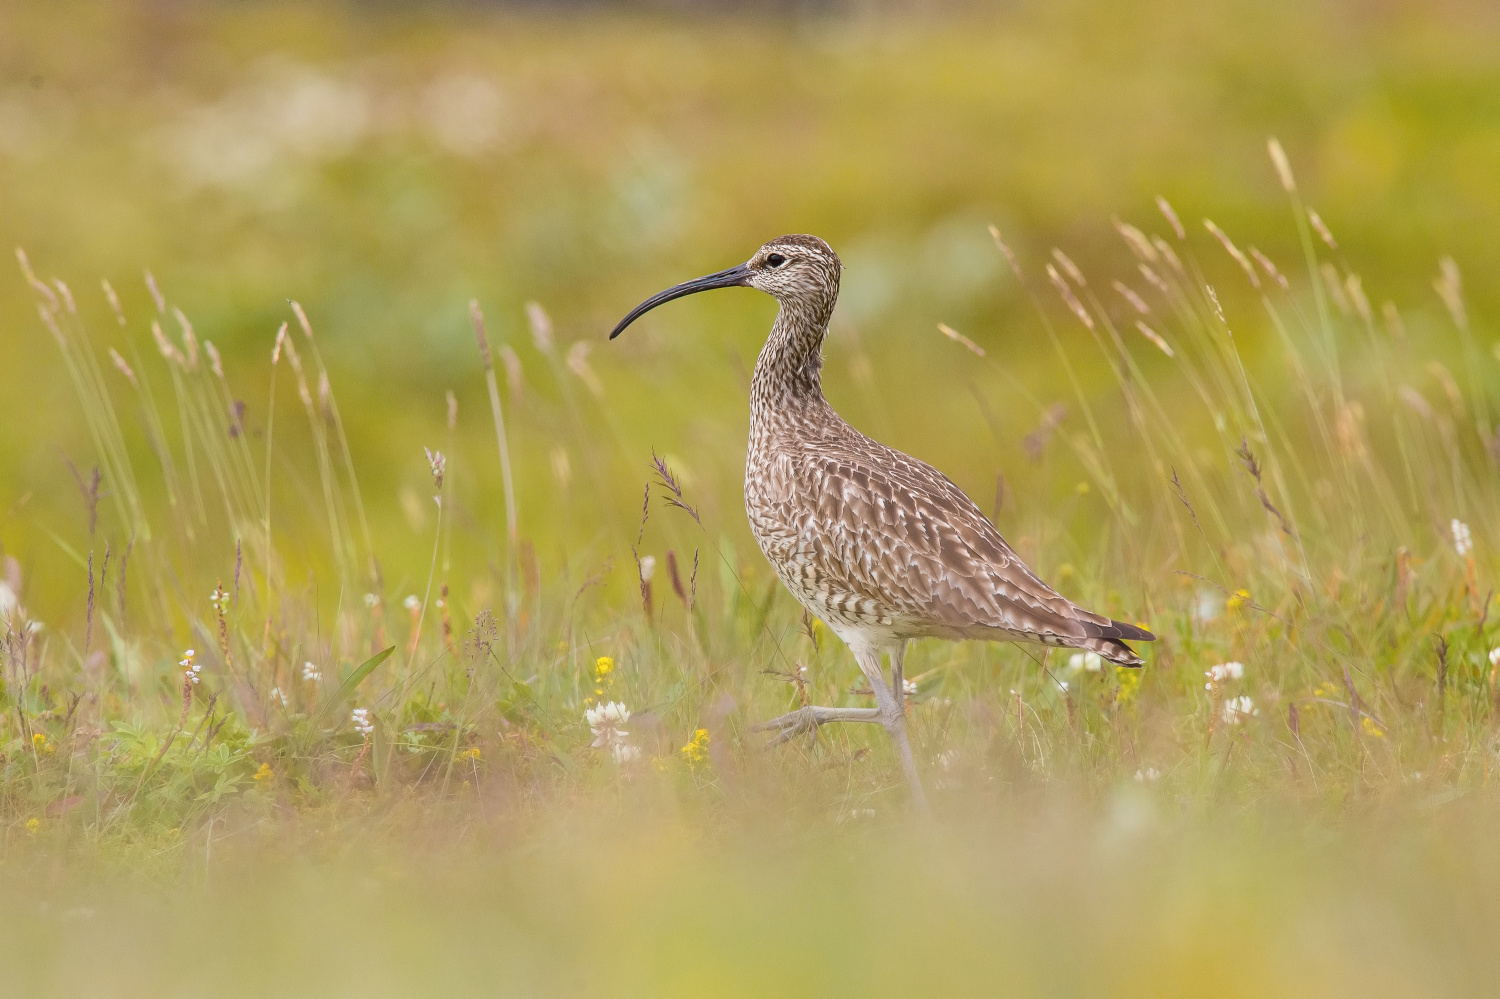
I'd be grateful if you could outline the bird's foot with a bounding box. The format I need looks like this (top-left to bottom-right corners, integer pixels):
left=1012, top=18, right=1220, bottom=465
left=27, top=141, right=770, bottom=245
left=754, top=705, right=883, bottom=746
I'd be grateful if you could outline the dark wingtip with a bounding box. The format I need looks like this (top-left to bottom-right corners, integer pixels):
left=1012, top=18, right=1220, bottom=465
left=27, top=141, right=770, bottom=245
left=1085, top=619, right=1156, bottom=643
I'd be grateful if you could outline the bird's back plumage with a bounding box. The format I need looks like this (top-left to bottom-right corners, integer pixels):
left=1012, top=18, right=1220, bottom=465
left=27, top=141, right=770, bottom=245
left=747, top=401, right=1152, bottom=666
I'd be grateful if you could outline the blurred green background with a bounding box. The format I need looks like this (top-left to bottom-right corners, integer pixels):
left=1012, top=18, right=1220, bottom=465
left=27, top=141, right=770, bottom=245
left=6, top=4, right=1500, bottom=996
left=3, top=0, right=1498, bottom=620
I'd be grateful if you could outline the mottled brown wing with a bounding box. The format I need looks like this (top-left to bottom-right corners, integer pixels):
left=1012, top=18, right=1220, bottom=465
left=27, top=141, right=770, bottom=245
left=789, top=440, right=1139, bottom=647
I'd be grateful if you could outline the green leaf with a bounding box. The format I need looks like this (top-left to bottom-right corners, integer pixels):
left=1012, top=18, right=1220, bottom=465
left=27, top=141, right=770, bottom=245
left=315, top=647, right=395, bottom=728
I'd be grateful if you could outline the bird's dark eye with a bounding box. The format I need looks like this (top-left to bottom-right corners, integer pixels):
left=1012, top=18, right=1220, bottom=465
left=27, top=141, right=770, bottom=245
left=766, top=253, right=787, bottom=268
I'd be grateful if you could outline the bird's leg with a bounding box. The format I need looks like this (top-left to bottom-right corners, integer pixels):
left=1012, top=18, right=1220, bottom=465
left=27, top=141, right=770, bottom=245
left=855, top=647, right=930, bottom=816
left=755, top=705, right=883, bottom=746
left=891, top=640, right=909, bottom=714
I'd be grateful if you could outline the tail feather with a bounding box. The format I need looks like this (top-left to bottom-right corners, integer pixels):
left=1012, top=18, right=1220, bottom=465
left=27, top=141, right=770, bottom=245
left=1079, top=619, right=1155, bottom=668
left=1087, top=636, right=1145, bottom=667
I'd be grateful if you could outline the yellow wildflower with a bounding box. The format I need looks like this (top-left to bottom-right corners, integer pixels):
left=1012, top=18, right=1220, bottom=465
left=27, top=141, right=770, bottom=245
left=1225, top=589, right=1251, bottom=612
left=462, top=747, right=481, bottom=760
left=681, top=727, right=711, bottom=764
left=1361, top=716, right=1385, bottom=738
left=25, top=818, right=39, bottom=834
left=1114, top=666, right=1142, bottom=706
left=593, top=656, right=616, bottom=697
left=253, top=762, right=274, bottom=783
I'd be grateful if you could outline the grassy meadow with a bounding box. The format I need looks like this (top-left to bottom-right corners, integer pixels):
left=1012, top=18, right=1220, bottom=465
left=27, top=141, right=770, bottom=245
left=3, top=1, right=1500, bottom=995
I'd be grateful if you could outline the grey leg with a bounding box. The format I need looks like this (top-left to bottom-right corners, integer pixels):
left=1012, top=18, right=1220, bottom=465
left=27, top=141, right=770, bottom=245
left=891, top=640, right=909, bottom=714
left=854, top=646, right=930, bottom=816
left=755, top=705, right=883, bottom=745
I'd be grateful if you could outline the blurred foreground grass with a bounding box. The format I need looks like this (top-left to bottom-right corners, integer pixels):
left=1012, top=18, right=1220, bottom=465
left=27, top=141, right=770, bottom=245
left=10, top=796, right=1500, bottom=998
left=3, top=1, right=1500, bottom=995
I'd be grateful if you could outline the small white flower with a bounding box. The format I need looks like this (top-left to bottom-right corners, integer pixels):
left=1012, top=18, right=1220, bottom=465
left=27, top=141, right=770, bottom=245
left=363, top=593, right=379, bottom=608
left=403, top=594, right=421, bottom=611
left=351, top=707, right=374, bottom=737
left=1222, top=695, right=1259, bottom=724
left=1058, top=680, right=1069, bottom=691
left=1193, top=591, right=1221, bottom=623
left=902, top=679, right=918, bottom=696
left=586, top=701, right=637, bottom=762
left=269, top=686, right=287, bottom=706
left=1134, top=767, right=1162, bottom=782
left=301, top=661, right=321, bottom=683
left=180, top=649, right=202, bottom=684
left=1205, top=661, right=1245, bottom=684
left=1489, top=648, right=1500, bottom=669
left=586, top=701, right=631, bottom=745
left=1452, top=519, right=1473, bottom=558
left=1083, top=652, right=1103, bottom=672
left=639, top=556, right=656, bottom=583
left=0, top=581, right=16, bottom=618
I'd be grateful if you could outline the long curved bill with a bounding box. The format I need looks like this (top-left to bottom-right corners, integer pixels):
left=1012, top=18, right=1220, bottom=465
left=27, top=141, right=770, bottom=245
left=608, top=263, right=752, bottom=340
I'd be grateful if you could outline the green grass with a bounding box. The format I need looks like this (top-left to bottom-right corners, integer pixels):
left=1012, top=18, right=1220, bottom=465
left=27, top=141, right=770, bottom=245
left=2, top=2, right=1500, bottom=994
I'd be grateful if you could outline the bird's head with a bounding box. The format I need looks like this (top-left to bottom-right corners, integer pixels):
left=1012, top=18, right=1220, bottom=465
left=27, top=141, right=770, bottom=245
left=609, top=234, right=842, bottom=340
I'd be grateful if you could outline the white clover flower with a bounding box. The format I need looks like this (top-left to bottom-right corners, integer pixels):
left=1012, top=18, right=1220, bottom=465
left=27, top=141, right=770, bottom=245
left=1452, top=519, right=1473, bottom=558
left=1134, top=767, right=1162, bottom=782
left=586, top=701, right=631, bottom=747
left=1222, top=695, right=1259, bottom=724
left=585, top=701, right=638, bottom=762
left=301, top=661, right=321, bottom=683
left=1205, top=661, right=1245, bottom=686
left=1063, top=651, right=1103, bottom=673
left=902, top=678, right=918, bottom=696
left=351, top=707, right=373, bottom=737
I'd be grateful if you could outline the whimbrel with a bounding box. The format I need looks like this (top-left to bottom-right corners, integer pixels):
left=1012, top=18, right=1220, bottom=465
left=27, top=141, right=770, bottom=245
left=610, top=234, right=1153, bottom=809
